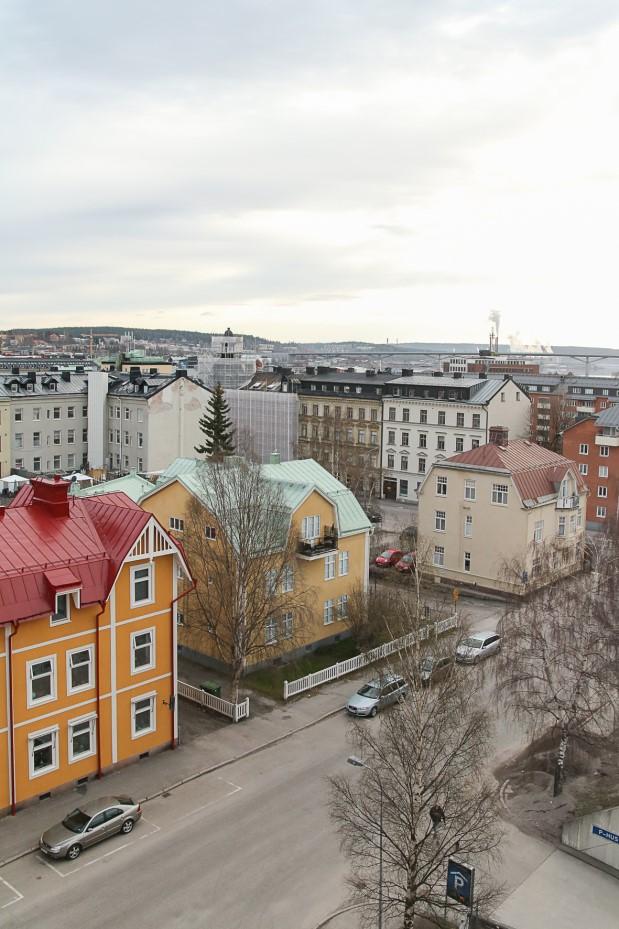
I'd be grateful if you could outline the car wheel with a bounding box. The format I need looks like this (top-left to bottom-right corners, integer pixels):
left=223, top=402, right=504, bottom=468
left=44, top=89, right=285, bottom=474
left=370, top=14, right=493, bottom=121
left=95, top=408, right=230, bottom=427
left=370, top=706, right=378, bottom=718
left=66, top=844, right=81, bottom=861
left=121, top=819, right=135, bottom=834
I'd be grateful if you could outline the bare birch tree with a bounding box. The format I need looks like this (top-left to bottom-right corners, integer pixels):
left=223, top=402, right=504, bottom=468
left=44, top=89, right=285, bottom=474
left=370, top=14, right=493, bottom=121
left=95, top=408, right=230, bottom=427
left=181, top=458, right=311, bottom=700
left=330, top=663, right=502, bottom=928
left=495, top=543, right=618, bottom=795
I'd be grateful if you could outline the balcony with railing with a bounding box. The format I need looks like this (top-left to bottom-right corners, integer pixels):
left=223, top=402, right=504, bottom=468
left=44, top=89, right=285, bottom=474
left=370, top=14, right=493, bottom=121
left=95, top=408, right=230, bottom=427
left=556, top=495, right=580, bottom=510
left=595, top=432, right=619, bottom=448
left=297, top=526, right=338, bottom=558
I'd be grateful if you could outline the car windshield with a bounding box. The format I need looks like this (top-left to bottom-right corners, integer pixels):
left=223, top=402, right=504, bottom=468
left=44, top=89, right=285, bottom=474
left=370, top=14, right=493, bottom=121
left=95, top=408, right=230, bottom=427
left=421, top=658, right=434, bottom=672
left=62, top=809, right=90, bottom=833
left=401, top=554, right=413, bottom=563
left=357, top=684, right=380, bottom=699
left=461, top=637, right=482, bottom=648
left=379, top=551, right=392, bottom=559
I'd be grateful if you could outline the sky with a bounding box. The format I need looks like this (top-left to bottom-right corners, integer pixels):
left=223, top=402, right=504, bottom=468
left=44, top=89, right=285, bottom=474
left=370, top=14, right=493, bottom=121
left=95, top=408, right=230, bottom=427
left=1, top=1, right=618, bottom=346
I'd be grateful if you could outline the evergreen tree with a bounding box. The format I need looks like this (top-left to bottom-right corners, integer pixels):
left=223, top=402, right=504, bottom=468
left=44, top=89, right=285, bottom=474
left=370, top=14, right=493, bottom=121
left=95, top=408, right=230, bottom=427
left=195, top=383, right=236, bottom=458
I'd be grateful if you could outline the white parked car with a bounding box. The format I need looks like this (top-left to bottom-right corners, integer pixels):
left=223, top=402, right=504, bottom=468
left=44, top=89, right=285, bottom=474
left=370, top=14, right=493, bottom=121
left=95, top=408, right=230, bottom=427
left=455, top=631, right=501, bottom=664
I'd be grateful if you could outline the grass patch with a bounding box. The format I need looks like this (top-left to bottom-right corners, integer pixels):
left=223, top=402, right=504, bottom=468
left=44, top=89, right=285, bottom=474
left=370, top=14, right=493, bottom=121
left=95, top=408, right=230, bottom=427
left=245, top=637, right=361, bottom=701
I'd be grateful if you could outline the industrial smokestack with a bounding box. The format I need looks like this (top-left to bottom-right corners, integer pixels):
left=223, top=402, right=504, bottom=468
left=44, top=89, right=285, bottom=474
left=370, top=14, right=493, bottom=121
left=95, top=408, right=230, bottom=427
left=489, top=310, right=501, bottom=352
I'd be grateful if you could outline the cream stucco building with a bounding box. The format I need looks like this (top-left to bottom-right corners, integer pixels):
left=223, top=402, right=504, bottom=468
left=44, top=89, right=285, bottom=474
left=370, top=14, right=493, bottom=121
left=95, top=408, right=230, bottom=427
left=417, top=427, right=587, bottom=594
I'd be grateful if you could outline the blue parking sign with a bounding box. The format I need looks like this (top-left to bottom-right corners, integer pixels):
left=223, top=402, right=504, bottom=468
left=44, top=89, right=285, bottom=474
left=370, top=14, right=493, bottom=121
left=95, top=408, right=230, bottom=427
left=447, top=859, right=475, bottom=907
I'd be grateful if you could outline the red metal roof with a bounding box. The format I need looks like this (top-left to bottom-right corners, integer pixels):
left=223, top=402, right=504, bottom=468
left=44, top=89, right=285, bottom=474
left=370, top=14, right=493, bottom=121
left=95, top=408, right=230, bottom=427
left=0, top=480, right=152, bottom=625
left=445, top=439, right=587, bottom=504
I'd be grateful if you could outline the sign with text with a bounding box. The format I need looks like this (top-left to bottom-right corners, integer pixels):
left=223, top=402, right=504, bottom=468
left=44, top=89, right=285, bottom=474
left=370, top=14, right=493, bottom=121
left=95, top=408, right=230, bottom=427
left=592, top=824, right=619, bottom=845
left=447, top=859, right=475, bottom=907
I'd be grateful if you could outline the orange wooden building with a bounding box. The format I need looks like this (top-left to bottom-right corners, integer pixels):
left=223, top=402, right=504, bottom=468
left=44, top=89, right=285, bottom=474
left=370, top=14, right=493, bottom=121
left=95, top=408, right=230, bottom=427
left=0, top=477, right=191, bottom=814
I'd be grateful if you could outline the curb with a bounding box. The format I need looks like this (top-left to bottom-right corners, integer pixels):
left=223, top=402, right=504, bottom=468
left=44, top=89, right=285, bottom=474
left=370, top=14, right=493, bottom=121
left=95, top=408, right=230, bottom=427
left=0, top=704, right=345, bottom=871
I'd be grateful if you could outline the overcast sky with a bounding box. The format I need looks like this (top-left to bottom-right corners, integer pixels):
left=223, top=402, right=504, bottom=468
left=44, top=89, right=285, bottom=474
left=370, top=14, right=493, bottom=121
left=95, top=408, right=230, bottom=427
left=1, top=2, right=618, bottom=345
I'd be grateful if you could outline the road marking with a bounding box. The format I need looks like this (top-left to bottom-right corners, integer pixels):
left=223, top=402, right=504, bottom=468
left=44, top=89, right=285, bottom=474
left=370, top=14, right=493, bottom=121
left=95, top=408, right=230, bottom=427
left=177, top=777, right=243, bottom=821
left=37, top=817, right=161, bottom=879
left=499, top=778, right=512, bottom=810
left=0, top=875, right=24, bottom=909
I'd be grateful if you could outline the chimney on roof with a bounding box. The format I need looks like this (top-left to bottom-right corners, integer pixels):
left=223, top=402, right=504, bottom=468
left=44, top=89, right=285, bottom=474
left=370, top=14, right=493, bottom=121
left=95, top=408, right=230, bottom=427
left=401, top=368, right=414, bottom=377
left=11, top=365, right=19, bottom=375
left=269, top=451, right=281, bottom=465
left=305, top=366, right=316, bottom=375
left=489, top=426, right=509, bottom=447
left=129, top=366, right=140, bottom=384
left=27, top=371, right=36, bottom=384
left=478, top=372, right=487, bottom=380
left=31, top=476, right=70, bottom=518
left=61, top=370, right=71, bottom=382
left=176, top=369, right=187, bottom=379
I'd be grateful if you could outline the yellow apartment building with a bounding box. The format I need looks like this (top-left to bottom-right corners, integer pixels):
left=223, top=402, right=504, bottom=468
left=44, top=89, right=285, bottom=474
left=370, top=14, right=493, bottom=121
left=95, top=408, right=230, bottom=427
left=0, top=476, right=190, bottom=814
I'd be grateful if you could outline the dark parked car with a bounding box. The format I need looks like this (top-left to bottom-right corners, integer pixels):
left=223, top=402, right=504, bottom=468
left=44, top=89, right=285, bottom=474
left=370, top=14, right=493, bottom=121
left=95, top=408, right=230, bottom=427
left=419, top=655, right=454, bottom=686
left=39, top=796, right=142, bottom=861
left=374, top=549, right=403, bottom=567
left=395, top=551, right=416, bottom=573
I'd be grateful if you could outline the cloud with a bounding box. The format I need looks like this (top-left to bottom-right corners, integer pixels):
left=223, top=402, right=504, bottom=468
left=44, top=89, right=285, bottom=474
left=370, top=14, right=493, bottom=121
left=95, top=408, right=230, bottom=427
left=0, top=2, right=618, bottom=343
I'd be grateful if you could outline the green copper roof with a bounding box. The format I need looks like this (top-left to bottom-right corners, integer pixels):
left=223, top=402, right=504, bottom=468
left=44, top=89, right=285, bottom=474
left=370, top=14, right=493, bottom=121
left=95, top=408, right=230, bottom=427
left=144, top=457, right=371, bottom=538
left=74, top=471, right=156, bottom=503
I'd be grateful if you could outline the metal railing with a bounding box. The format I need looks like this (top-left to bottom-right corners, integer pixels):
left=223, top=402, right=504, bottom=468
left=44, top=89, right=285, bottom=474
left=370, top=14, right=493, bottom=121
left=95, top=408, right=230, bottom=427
left=283, top=612, right=458, bottom=700
left=177, top=680, right=250, bottom=722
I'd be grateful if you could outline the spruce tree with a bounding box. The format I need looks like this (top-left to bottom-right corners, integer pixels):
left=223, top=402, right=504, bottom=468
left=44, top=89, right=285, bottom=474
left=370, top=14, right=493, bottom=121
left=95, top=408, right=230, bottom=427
left=195, top=383, right=236, bottom=458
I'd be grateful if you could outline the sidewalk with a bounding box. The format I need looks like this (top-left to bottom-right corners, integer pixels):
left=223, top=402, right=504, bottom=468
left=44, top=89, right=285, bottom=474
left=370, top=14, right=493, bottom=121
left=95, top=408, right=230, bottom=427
left=0, top=670, right=358, bottom=867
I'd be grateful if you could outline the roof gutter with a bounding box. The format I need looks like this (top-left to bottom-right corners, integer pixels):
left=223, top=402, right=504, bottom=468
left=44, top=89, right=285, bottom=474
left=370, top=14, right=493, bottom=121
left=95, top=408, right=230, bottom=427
left=7, top=622, right=18, bottom=815
left=95, top=601, right=106, bottom=779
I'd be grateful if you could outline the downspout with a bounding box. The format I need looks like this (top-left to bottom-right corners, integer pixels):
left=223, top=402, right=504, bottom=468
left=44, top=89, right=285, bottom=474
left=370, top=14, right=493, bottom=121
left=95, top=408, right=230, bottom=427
left=7, top=622, right=18, bottom=816
left=169, top=580, right=196, bottom=749
left=95, top=601, right=106, bottom=779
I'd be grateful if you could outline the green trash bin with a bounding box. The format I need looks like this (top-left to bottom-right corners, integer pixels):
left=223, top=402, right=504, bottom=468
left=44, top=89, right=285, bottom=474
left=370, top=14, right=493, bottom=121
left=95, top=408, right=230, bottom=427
left=200, top=681, right=222, bottom=698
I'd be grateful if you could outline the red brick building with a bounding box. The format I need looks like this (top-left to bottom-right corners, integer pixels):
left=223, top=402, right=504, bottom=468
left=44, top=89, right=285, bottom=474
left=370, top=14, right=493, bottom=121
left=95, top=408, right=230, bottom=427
left=561, top=405, right=619, bottom=528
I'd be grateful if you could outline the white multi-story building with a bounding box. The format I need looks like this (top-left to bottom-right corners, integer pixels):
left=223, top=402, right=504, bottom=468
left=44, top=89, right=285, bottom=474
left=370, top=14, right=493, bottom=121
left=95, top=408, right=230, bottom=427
left=0, top=369, right=89, bottom=476
left=381, top=373, right=531, bottom=501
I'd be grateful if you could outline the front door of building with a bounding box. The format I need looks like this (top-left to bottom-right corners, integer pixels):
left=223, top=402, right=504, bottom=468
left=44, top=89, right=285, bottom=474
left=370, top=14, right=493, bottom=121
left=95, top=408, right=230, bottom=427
left=383, top=478, right=397, bottom=500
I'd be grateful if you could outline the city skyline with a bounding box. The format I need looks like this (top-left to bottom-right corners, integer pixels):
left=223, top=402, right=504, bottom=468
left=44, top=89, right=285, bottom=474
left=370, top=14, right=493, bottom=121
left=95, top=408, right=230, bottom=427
left=1, top=2, right=618, bottom=346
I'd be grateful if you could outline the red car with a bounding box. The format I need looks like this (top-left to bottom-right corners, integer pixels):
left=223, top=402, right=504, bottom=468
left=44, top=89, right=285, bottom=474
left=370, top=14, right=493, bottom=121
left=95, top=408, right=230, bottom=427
left=395, top=551, right=416, bottom=573
left=375, top=549, right=403, bottom=567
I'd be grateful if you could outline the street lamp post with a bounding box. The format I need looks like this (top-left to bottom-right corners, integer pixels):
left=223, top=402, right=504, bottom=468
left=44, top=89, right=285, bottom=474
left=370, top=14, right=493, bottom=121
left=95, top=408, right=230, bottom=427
left=348, top=755, right=384, bottom=929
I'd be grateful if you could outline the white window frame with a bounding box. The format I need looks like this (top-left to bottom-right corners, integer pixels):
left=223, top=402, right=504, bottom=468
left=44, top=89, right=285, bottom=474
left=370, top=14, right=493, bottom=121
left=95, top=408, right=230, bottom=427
left=324, top=552, right=336, bottom=580
left=597, top=485, right=608, bottom=498
left=338, top=550, right=349, bottom=576
left=433, top=546, right=445, bottom=567
left=281, top=611, right=293, bottom=639
left=435, top=510, right=446, bottom=532
left=265, top=616, right=278, bottom=645
left=131, top=692, right=156, bottom=739
left=464, top=515, right=473, bottom=538
left=130, top=563, right=154, bottom=608
left=579, top=443, right=589, bottom=455
left=558, top=516, right=566, bottom=537
left=50, top=591, right=71, bottom=625
left=463, top=552, right=471, bottom=572
left=68, top=713, right=97, bottom=763
left=169, top=517, right=185, bottom=532
left=464, top=479, right=476, bottom=501
left=205, top=526, right=217, bottom=540
left=436, top=476, right=447, bottom=496
left=579, top=463, right=588, bottom=475
left=533, top=520, right=544, bottom=543
left=596, top=505, right=607, bottom=519
left=599, top=445, right=609, bottom=457
left=492, top=483, right=509, bottom=505
left=302, top=515, right=321, bottom=541
left=282, top=565, right=294, bottom=593
left=323, top=599, right=335, bottom=625
left=599, top=465, right=609, bottom=478
left=28, top=725, right=59, bottom=779
left=66, top=645, right=94, bottom=695
left=131, top=628, right=156, bottom=674
left=337, top=594, right=348, bottom=619
left=27, top=655, right=56, bottom=708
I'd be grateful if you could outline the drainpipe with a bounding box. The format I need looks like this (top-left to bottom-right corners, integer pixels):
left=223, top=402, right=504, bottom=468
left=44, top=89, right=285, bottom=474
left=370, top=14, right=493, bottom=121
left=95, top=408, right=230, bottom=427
left=7, top=622, right=18, bottom=815
left=169, top=580, right=196, bottom=749
left=95, top=601, right=106, bottom=779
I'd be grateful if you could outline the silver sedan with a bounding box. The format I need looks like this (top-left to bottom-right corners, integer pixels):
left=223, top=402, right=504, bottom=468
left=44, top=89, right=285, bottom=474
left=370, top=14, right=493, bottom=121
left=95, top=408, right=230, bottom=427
left=39, top=795, right=142, bottom=860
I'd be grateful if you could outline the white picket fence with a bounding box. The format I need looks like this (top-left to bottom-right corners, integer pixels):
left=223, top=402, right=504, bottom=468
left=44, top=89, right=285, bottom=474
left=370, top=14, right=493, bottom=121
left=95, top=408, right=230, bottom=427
left=177, top=680, right=250, bottom=722
left=283, top=613, right=458, bottom=701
